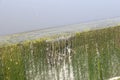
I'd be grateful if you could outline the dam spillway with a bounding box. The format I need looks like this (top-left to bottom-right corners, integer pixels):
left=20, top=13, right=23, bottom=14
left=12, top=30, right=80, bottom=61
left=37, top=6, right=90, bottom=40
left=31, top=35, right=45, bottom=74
left=0, top=18, right=120, bottom=80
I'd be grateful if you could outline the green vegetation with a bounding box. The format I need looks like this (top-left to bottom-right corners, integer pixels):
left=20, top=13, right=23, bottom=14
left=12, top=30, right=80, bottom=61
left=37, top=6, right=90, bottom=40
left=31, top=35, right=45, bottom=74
left=0, top=26, right=120, bottom=80
left=72, top=26, right=120, bottom=80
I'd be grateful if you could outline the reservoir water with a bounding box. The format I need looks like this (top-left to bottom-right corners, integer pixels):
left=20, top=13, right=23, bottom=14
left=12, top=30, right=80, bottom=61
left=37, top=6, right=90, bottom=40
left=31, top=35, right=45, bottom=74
left=0, top=1, right=120, bottom=80
left=0, top=0, right=120, bottom=35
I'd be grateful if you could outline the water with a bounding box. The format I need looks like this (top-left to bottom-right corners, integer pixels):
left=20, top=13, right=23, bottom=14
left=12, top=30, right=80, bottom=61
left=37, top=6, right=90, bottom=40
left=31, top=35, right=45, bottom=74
left=0, top=26, right=120, bottom=80
left=0, top=0, right=120, bottom=35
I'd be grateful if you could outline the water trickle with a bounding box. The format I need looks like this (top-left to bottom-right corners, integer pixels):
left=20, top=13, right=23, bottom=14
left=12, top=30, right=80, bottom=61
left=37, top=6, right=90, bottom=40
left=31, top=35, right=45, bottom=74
left=0, top=26, right=120, bottom=80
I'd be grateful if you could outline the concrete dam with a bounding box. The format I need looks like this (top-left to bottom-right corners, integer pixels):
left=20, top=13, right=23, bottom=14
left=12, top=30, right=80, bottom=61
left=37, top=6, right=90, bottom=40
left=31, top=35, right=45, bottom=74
left=0, top=18, right=120, bottom=80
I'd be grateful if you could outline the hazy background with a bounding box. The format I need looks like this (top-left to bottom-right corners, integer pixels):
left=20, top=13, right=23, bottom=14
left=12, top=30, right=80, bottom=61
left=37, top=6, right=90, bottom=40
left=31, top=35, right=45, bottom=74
left=0, top=0, right=120, bottom=35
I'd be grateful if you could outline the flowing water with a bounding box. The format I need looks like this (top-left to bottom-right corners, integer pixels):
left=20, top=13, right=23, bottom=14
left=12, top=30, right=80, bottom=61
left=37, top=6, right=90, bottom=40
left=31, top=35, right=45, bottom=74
left=0, top=26, right=120, bottom=80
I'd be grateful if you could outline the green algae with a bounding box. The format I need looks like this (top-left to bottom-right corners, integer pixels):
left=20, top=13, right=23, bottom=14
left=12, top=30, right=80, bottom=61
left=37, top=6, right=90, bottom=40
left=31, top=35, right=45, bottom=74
left=72, top=26, right=120, bottom=80
left=0, top=26, right=120, bottom=80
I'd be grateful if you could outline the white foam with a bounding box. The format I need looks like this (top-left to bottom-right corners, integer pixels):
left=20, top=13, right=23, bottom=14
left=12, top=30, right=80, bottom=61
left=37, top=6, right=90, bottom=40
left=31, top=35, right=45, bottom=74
left=108, top=76, right=120, bottom=80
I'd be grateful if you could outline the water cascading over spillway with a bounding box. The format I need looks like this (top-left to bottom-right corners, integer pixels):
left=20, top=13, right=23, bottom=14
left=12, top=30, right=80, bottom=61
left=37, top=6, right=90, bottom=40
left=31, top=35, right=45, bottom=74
left=0, top=18, right=120, bottom=80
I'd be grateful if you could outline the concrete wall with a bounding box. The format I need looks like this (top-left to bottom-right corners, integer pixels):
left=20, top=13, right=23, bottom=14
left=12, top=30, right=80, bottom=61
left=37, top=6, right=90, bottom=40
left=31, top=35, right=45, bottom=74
left=0, top=18, right=120, bottom=80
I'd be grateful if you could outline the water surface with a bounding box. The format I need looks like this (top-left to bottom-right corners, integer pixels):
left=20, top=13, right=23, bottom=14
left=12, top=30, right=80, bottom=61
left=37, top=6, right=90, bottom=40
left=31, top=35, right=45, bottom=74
left=0, top=0, right=120, bottom=35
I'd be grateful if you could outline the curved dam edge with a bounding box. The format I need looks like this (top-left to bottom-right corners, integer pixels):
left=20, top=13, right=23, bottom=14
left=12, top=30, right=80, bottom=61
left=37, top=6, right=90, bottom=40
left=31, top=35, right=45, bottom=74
left=0, top=17, right=120, bottom=47
left=0, top=18, right=120, bottom=80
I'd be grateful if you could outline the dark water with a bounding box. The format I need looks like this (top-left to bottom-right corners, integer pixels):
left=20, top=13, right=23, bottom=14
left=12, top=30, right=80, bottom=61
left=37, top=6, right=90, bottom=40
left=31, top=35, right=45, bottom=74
left=0, top=0, right=120, bottom=35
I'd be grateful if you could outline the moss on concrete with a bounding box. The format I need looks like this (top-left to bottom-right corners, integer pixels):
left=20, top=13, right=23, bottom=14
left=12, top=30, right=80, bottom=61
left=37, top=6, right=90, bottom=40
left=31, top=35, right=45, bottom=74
left=0, top=26, right=120, bottom=80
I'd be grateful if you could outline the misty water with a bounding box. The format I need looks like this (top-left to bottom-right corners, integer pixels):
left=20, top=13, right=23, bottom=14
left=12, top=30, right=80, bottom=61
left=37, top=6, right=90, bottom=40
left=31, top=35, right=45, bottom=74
left=0, top=1, right=120, bottom=80
left=0, top=0, right=120, bottom=35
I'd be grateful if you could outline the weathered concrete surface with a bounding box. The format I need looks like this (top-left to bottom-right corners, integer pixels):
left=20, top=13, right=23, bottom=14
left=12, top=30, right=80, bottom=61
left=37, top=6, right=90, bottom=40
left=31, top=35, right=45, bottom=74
left=0, top=17, right=120, bottom=47
left=0, top=18, right=120, bottom=80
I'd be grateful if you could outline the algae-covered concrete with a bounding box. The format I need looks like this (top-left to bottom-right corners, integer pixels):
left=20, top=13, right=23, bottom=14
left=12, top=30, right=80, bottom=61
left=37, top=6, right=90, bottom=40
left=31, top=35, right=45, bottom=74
left=0, top=18, right=120, bottom=80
